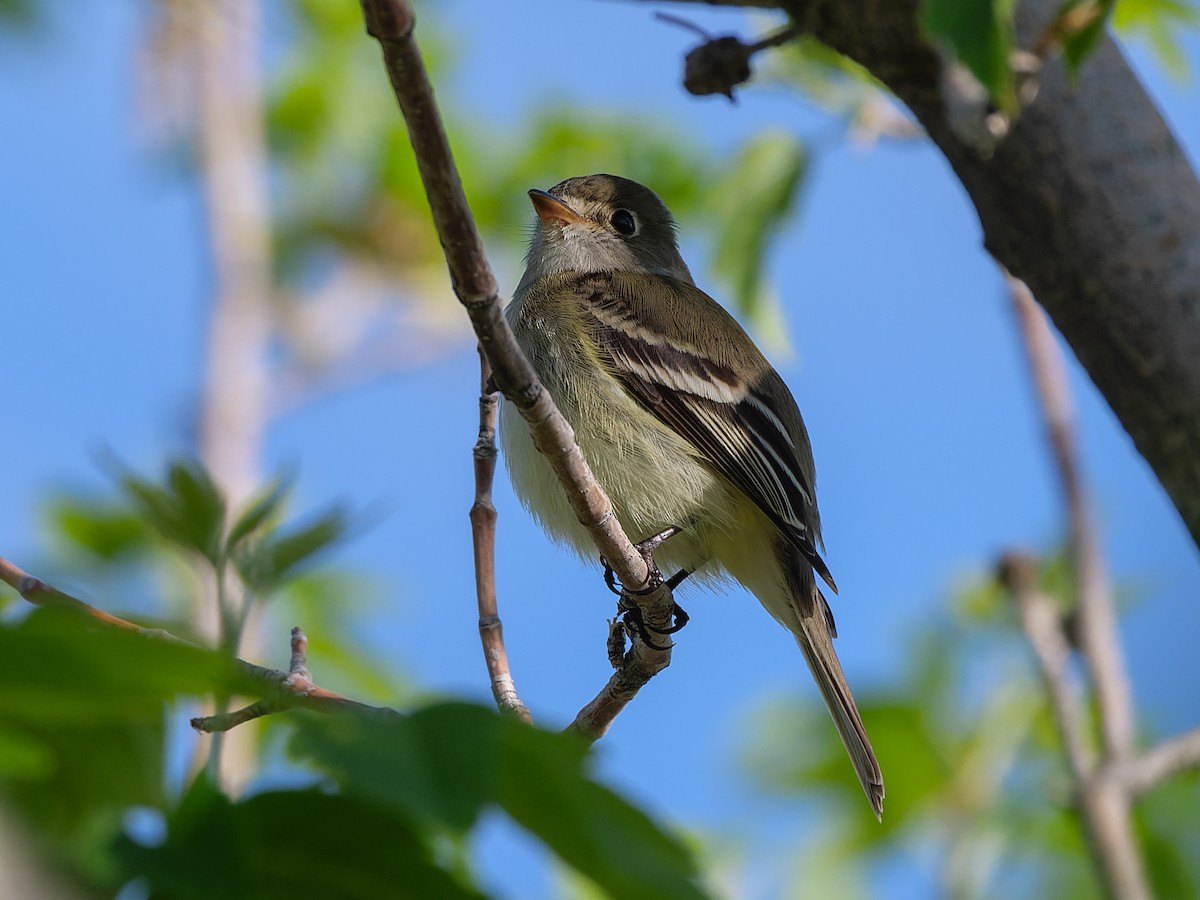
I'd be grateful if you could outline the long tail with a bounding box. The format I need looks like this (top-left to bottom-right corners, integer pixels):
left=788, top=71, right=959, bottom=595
left=789, top=571, right=885, bottom=819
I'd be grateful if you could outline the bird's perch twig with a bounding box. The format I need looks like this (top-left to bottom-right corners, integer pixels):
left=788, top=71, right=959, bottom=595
left=359, top=0, right=677, bottom=738
left=0, top=556, right=399, bottom=726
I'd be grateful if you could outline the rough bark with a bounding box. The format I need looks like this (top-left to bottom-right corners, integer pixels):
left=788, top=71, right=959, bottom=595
left=687, top=0, right=1200, bottom=549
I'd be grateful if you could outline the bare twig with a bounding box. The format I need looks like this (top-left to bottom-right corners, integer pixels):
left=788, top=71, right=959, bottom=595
left=472, top=348, right=531, bottom=722
left=1, top=556, right=399, bottom=727
left=1122, top=727, right=1200, bottom=798
left=359, top=0, right=677, bottom=732
left=0, top=557, right=176, bottom=638
left=289, top=625, right=311, bottom=680
left=1007, top=275, right=1150, bottom=900
left=997, top=553, right=1093, bottom=782
left=1010, top=276, right=1135, bottom=760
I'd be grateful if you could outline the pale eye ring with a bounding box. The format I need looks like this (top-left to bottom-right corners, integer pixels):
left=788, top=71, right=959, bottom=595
left=610, top=209, right=639, bottom=237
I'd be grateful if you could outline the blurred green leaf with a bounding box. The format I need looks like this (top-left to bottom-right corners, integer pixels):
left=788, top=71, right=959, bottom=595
left=115, top=777, right=485, bottom=900
left=0, top=610, right=251, bottom=883
left=121, top=459, right=226, bottom=565
left=1113, top=0, right=1198, bottom=79
left=709, top=132, right=806, bottom=350
left=291, top=706, right=499, bottom=834
left=922, top=0, right=1017, bottom=112
left=48, top=497, right=151, bottom=561
left=233, top=504, right=351, bottom=594
left=0, top=608, right=248, bottom=722
left=290, top=703, right=709, bottom=899
left=226, top=477, right=291, bottom=555
left=499, top=717, right=709, bottom=900
left=0, top=0, right=36, bottom=29
left=1060, top=0, right=1117, bottom=74
left=0, top=725, right=53, bottom=779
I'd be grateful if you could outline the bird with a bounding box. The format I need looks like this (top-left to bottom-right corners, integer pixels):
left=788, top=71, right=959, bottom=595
left=498, top=173, right=884, bottom=818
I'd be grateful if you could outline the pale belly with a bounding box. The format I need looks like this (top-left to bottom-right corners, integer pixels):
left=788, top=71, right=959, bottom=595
left=497, top=372, right=723, bottom=576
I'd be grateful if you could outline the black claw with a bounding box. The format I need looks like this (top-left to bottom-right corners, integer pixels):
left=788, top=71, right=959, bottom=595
left=619, top=603, right=674, bottom=651
left=600, top=556, right=622, bottom=596
left=666, top=568, right=692, bottom=591
left=642, top=601, right=690, bottom=636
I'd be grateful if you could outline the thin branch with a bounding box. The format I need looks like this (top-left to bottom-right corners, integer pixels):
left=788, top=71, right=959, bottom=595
left=472, top=348, right=531, bottom=722
left=1123, top=727, right=1200, bottom=798
left=0, top=557, right=176, bottom=638
left=997, top=553, right=1093, bottom=782
left=1, top=556, right=399, bottom=726
left=1007, top=274, right=1151, bottom=900
left=359, top=0, right=678, bottom=730
left=1009, top=275, right=1135, bottom=761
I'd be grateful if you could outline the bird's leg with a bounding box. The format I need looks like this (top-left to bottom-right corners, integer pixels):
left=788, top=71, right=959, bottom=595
left=601, top=525, right=693, bottom=645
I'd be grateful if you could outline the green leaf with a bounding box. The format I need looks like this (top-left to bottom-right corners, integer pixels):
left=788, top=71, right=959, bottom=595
left=114, top=777, right=485, bottom=900
left=0, top=611, right=253, bottom=878
left=1112, top=0, right=1198, bottom=80
left=0, top=725, right=54, bottom=778
left=290, top=705, right=500, bottom=834
left=1060, top=0, right=1117, bottom=74
left=233, top=504, right=351, bottom=594
left=708, top=132, right=806, bottom=351
left=120, top=459, right=226, bottom=565
left=0, top=608, right=247, bottom=722
left=922, top=0, right=1017, bottom=113
left=48, top=497, right=151, bottom=561
left=226, top=476, right=291, bottom=554
left=290, top=703, right=710, bottom=899
left=499, top=721, right=709, bottom=900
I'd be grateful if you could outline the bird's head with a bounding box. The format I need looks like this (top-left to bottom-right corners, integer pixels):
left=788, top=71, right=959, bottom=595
left=520, top=174, right=693, bottom=286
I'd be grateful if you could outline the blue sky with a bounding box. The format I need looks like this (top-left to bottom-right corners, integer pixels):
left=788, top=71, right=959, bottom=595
left=3, top=2, right=1199, bottom=897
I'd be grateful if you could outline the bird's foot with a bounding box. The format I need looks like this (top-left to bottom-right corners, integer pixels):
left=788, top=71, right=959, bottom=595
left=618, top=597, right=691, bottom=650
left=600, top=525, right=686, bottom=595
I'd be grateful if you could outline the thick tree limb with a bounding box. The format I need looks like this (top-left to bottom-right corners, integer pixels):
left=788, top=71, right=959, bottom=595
left=359, top=0, right=677, bottom=736
left=646, top=0, right=1200, bottom=552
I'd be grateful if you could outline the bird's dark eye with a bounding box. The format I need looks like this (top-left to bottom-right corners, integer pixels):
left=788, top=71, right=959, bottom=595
left=611, top=209, right=638, bottom=236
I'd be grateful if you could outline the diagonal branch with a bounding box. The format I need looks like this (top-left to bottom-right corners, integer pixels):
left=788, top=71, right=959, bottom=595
left=0, top=556, right=398, bottom=724
left=997, top=552, right=1093, bottom=783
left=1007, top=276, right=1149, bottom=900
left=1122, top=727, right=1200, bottom=798
left=359, top=0, right=679, bottom=735
left=1009, top=275, right=1135, bottom=760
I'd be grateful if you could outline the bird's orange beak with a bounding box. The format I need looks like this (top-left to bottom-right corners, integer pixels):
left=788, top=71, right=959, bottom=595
left=528, top=189, right=586, bottom=227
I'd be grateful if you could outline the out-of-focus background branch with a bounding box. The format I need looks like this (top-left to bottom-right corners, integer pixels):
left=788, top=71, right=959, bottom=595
left=2, top=0, right=1199, bottom=897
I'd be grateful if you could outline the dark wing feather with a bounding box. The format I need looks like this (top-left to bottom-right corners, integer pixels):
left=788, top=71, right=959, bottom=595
left=571, top=271, right=837, bottom=593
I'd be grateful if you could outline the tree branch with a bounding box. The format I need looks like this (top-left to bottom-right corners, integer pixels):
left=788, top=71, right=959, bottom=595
left=471, top=349, right=531, bottom=722
left=1122, top=727, right=1200, bottom=799
left=1007, top=276, right=1150, bottom=900
left=359, top=0, right=678, bottom=732
left=644, top=0, right=1200, bottom=553
left=1009, top=276, right=1135, bottom=760
left=0, top=556, right=399, bottom=725
left=997, top=553, right=1093, bottom=782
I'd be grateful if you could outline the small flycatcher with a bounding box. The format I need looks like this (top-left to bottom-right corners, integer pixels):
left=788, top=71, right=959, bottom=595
left=500, top=174, right=884, bottom=818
